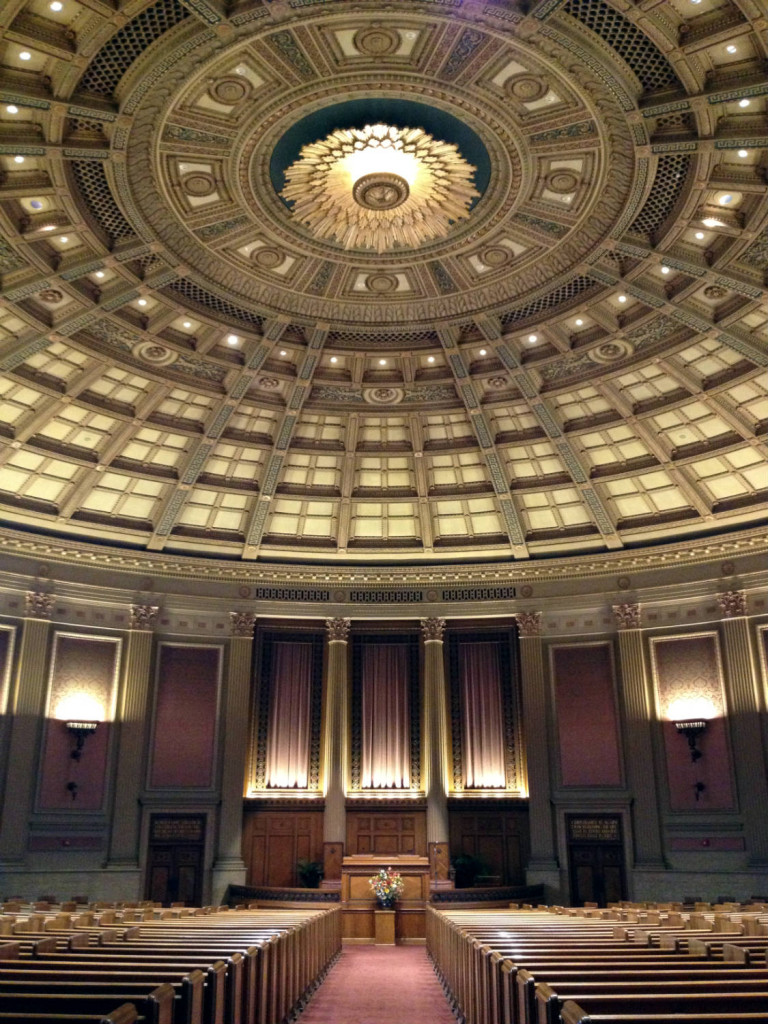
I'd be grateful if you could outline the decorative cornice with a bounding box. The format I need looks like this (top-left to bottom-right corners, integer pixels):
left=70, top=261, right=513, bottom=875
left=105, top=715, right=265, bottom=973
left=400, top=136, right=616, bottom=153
left=717, top=589, right=747, bottom=619
left=421, top=617, right=446, bottom=642
left=516, top=611, right=542, bottom=637
left=230, top=611, right=257, bottom=637
left=325, top=616, right=351, bottom=642
left=129, top=604, right=159, bottom=631
left=25, top=591, right=54, bottom=620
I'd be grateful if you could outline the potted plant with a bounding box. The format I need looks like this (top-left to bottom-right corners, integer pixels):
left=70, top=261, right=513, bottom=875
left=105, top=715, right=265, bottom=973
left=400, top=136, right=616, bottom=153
left=296, top=859, right=323, bottom=888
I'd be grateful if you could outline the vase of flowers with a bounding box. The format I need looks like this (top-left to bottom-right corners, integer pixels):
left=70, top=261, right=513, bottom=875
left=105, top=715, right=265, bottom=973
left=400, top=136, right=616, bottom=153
left=368, top=866, right=404, bottom=909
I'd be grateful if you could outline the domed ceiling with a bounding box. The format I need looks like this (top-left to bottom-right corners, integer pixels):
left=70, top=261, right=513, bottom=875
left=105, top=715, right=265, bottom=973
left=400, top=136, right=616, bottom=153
left=0, top=0, right=765, bottom=565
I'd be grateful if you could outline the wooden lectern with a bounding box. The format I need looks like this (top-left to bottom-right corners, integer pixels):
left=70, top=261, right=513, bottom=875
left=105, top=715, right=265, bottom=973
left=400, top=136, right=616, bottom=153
left=341, top=853, right=430, bottom=943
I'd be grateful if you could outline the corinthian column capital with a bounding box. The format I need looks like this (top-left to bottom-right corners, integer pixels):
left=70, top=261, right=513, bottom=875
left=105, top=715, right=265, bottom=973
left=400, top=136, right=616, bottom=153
left=717, top=589, right=747, bottom=618
left=420, top=617, right=446, bottom=642
left=613, top=602, right=641, bottom=630
left=517, top=610, right=542, bottom=638
left=325, top=616, right=350, bottom=642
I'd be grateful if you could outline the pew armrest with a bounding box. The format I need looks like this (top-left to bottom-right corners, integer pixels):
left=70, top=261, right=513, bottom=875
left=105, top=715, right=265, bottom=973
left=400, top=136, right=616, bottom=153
left=101, top=1002, right=139, bottom=1024
left=561, top=1000, right=591, bottom=1024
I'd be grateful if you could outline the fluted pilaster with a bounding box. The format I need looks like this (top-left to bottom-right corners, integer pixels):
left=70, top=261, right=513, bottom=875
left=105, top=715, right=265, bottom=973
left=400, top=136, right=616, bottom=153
left=614, top=607, right=664, bottom=867
left=517, top=612, right=557, bottom=870
left=0, top=614, right=53, bottom=861
left=323, top=618, right=350, bottom=878
left=719, top=610, right=768, bottom=864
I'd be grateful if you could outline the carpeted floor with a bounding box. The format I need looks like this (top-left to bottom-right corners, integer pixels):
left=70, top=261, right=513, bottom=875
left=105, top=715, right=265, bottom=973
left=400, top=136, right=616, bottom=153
left=298, top=945, right=456, bottom=1023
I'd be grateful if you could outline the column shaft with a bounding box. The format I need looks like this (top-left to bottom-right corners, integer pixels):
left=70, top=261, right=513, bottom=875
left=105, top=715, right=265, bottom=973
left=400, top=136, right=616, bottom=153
left=322, top=624, right=349, bottom=887
left=720, top=616, right=768, bottom=865
left=0, top=617, right=52, bottom=861
left=616, top=628, right=665, bottom=867
left=215, top=634, right=254, bottom=869
left=423, top=638, right=449, bottom=845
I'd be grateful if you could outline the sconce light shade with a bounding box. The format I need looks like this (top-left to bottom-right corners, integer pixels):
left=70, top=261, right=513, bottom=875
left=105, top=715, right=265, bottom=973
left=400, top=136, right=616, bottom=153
left=675, top=719, right=707, bottom=762
left=65, top=720, right=99, bottom=761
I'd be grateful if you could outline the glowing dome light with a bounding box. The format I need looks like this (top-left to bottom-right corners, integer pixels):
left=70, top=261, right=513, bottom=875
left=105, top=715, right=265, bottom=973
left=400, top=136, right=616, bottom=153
left=281, top=123, right=479, bottom=252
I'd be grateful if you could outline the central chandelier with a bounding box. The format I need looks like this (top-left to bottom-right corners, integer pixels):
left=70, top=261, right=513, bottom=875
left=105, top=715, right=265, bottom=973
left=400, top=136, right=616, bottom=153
left=281, top=123, right=479, bottom=253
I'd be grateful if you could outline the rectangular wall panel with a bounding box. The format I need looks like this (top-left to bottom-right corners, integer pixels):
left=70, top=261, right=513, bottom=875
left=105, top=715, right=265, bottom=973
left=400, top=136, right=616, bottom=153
left=149, top=644, right=221, bottom=789
left=38, top=633, right=120, bottom=811
left=552, top=642, right=622, bottom=787
left=243, top=808, right=324, bottom=888
left=651, top=633, right=735, bottom=812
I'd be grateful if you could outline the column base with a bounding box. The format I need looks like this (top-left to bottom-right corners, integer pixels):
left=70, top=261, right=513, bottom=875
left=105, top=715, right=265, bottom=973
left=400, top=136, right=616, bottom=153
left=525, top=864, right=563, bottom=904
left=211, top=860, right=246, bottom=905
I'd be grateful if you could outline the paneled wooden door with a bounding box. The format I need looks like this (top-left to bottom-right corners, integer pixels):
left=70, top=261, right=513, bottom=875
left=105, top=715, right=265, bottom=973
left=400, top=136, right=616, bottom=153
left=566, top=814, right=626, bottom=907
left=145, top=814, right=205, bottom=906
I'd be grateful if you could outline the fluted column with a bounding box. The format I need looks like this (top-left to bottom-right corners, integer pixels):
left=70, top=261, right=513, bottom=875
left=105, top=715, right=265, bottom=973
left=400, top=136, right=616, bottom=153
left=517, top=611, right=559, bottom=884
left=421, top=617, right=451, bottom=883
left=0, top=593, right=54, bottom=862
left=322, top=617, right=350, bottom=887
left=613, top=603, right=665, bottom=869
left=718, top=591, right=768, bottom=865
left=212, top=612, right=257, bottom=899
left=107, top=605, right=158, bottom=873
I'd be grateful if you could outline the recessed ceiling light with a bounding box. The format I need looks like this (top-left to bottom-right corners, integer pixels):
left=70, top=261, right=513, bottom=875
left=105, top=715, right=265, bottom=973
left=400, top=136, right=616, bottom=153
left=137, top=298, right=147, bottom=306
left=718, top=194, right=733, bottom=205
left=330, top=356, right=338, bottom=363
left=617, top=295, right=627, bottom=303
left=59, top=235, right=68, bottom=243
left=528, top=333, right=538, bottom=342
left=41, top=224, right=55, bottom=231
left=575, top=318, right=583, bottom=326
left=19, top=51, right=31, bottom=61
left=695, top=231, right=705, bottom=239
left=726, top=45, right=737, bottom=53
left=30, top=199, right=42, bottom=209
left=50, top=0, right=63, bottom=9
left=479, top=348, right=487, bottom=356
left=661, top=266, right=670, bottom=275
left=227, top=334, right=238, bottom=345
left=738, top=149, right=748, bottom=158
left=702, top=217, right=724, bottom=228
left=13, top=155, right=24, bottom=163
left=279, top=350, right=287, bottom=356
left=738, top=99, right=750, bottom=108
left=6, top=105, right=18, bottom=114
left=427, top=355, right=435, bottom=363
left=95, top=271, right=105, bottom=278
left=182, top=320, right=191, bottom=328
left=378, top=359, right=387, bottom=365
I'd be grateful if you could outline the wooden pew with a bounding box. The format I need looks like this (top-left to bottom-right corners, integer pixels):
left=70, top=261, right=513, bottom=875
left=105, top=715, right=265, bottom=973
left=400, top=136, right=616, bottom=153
left=561, top=1000, right=768, bottom=1024
left=0, top=985, right=174, bottom=1024
left=537, top=986, right=768, bottom=1024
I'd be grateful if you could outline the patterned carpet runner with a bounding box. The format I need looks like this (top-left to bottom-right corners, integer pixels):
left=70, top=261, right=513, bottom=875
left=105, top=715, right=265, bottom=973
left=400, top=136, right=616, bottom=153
left=298, top=945, right=456, bottom=1023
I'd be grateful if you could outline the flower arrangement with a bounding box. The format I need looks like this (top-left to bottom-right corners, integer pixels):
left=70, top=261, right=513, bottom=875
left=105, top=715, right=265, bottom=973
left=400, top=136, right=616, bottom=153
left=368, top=866, right=404, bottom=908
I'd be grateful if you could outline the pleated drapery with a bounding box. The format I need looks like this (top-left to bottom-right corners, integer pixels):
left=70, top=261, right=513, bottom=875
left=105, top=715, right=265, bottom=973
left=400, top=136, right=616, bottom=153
left=460, top=641, right=506, bottom=788
left=361, top=643, right=410, bottom=789
left=265, top=641, right=313, bottom=788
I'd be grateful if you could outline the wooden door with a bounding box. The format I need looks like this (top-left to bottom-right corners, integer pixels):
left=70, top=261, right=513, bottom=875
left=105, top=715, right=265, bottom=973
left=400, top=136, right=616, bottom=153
left=566, top=815, right=626, bottom=907
left=145, top=814, right=205, bottom=907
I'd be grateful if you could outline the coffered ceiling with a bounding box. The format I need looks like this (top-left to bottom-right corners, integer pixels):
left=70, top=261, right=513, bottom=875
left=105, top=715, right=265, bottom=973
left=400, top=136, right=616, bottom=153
left=0, top=0, right=765, bottom=565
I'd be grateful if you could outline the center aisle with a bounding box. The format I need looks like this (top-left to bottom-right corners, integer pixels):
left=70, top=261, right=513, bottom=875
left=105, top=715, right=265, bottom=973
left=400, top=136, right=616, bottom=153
left=298, top=945, right=456, bottom=1023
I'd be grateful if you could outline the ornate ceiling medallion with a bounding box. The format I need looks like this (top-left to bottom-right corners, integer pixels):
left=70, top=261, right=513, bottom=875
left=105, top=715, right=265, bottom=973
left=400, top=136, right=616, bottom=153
left=281, top=123, right=479, bottom=253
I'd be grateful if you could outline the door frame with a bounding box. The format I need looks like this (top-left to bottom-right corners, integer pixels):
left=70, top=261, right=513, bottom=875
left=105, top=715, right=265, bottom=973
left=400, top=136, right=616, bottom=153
left=140, top=805, right=216, bottom=905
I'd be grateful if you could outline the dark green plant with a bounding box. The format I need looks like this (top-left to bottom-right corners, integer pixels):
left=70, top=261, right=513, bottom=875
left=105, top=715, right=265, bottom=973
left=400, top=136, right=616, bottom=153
left=451, top=854, right=487, bottom=889
left=296, top=859, right=324, bottom=888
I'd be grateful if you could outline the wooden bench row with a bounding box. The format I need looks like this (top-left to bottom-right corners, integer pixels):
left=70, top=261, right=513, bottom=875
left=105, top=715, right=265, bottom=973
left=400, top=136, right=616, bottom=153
left=0, top=905, right=341, bottom=1024
left=427, top=905, right=768, bottom=1024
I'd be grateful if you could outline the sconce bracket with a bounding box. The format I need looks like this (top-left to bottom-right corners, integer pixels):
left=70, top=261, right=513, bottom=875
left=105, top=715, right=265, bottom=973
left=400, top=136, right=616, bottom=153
left=674, top=719, right=707, bottom=763
left=65, top=720, right=99, bottom=760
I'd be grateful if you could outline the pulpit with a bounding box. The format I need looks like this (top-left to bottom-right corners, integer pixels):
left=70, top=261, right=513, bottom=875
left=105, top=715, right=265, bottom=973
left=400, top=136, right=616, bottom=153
left=341, top=853, right=430, bottom=943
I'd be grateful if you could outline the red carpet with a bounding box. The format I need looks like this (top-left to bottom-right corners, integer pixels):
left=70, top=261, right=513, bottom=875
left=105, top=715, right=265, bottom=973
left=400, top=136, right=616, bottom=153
left=298, top=946, right=456, bottom=1023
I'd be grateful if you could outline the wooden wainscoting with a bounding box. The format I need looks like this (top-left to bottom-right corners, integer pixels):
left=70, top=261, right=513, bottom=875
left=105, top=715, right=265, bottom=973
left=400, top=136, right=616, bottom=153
left=346, top=803, right=427, bottom=857
left=243, top=803, right=324, bottom=888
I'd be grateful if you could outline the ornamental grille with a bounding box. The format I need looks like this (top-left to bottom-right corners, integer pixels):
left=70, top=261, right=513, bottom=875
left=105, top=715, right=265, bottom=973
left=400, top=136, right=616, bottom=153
left=629, top=154, right=692, bottom=237
left=442, top=586, right=516, bottom=601
left=66, top=118, right=109, bottom=139
left=167, top=279, right=266, bottom=330
left=252, top=586, right=330, bottom=602
left=326, top=328, right=441, bottom=348
left=78, top=0, right=189, bottom=96
left=499, top=275, right=598, bottom=329
left=564, top=0, right=681, bottom=92
left=70, top=161, right=135, bottom=244
left=349, top=590, right=423, bottom=603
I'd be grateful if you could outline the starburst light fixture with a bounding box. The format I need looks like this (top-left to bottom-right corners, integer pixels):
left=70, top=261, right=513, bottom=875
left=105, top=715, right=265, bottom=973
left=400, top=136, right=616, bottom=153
left=281, top=123, right=479, bottom=253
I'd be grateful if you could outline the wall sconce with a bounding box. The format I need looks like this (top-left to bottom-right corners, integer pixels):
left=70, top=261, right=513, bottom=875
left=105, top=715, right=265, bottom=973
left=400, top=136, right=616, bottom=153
left=675, top=719, right=707, bottom=763
left=65, top=720, right=99, bottom=761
